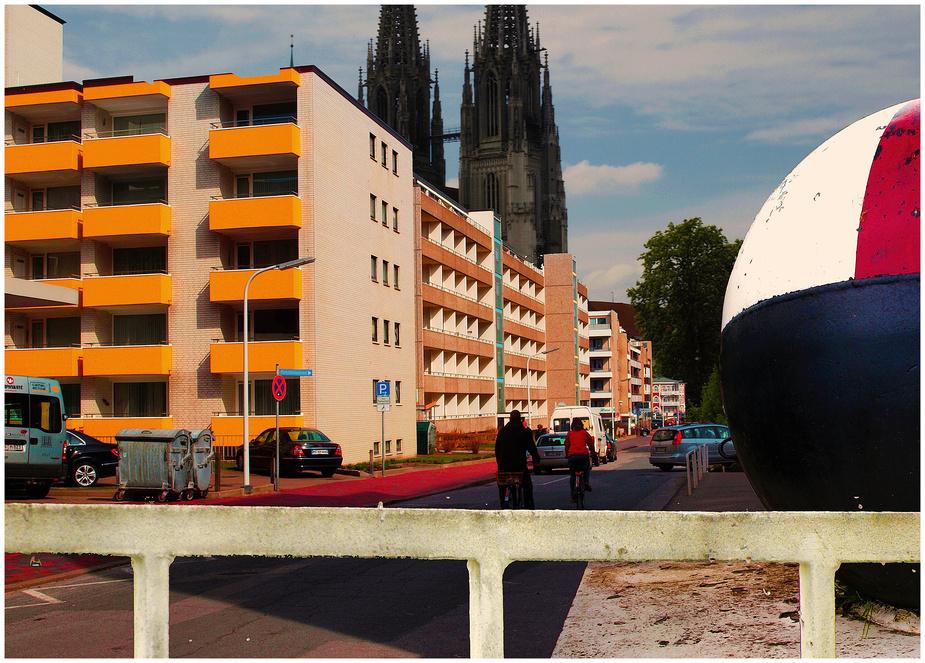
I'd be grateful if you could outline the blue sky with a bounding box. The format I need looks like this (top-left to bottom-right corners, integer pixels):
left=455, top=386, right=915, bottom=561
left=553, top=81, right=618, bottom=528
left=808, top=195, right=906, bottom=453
left=46, top=3, right=920, bottom=301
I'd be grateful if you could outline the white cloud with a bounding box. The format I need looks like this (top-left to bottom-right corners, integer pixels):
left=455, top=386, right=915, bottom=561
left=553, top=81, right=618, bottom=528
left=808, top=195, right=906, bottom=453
left=564, top=160, right=663, bottom=196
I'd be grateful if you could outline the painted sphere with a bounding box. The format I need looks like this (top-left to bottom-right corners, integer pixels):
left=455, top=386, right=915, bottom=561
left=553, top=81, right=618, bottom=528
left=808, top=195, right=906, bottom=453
left=721, top=100, right=920, bottom=608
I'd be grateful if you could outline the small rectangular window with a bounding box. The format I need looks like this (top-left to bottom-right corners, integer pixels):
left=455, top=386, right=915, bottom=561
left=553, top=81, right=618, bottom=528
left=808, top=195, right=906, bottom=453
left=393, top=264, right=399, bottom=289
left=381, top=143, right=388, bottom=167
left=383, top=260, right=389, bottom=285
left=374, top=441, right=380, bottom=454
left=392, top=150, right=398, bottom=174
left=385, top=439, right=391, bottom=454
left=394, top=322, right=400, bottom=347
left=370, top=133, right=376, bottom=159
left=383, top=320, right=390, bottom=345
left=370, top=194, right=377, bottom=220
left=371, top=255, right=378, bottom=281
left=381, top=201, right=388, bottom=226
left=372, top=317, right=378, bottom=343
left=373, top=379, right=378, bottom=404
left=392, top=207, right=399, bottom=232
left=395, top=380, right=401, bottom=403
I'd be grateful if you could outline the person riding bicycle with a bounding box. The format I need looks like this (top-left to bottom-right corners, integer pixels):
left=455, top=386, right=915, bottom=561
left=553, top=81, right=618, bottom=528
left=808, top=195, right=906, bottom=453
left=565, top=417, right=599, bottom=503
left=495, top=410, right=541, bottom=508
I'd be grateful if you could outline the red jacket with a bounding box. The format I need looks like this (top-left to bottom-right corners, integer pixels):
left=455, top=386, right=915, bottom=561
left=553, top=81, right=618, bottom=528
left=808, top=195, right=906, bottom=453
left=565, top=429, right=595, bottom=458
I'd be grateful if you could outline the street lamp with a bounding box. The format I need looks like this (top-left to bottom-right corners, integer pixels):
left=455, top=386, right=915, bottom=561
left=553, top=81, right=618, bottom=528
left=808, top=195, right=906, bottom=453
left=526, top=347, right=559, bottom=430
left=242, top=256, right=315, bottom=494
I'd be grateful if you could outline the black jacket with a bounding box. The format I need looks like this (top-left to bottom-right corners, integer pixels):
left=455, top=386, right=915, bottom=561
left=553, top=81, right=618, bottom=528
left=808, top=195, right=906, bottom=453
left=495, top=420, right=540, bottom=472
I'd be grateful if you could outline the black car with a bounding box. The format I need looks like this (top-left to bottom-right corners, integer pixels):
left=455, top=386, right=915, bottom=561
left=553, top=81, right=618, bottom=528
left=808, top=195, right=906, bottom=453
left=64, top=430, right=120, bottom=487
left=236, top=427, right=343, bottom=477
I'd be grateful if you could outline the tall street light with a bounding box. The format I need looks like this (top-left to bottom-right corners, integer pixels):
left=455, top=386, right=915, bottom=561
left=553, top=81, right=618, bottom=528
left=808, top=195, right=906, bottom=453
left=242, top=256, right=315, bottom=493
left=526, top=347, right=559, bottom=430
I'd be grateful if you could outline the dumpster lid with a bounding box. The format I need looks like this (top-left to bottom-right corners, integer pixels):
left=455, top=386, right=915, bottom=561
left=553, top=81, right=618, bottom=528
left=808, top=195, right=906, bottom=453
left=115, top=428, right=190, bottom=442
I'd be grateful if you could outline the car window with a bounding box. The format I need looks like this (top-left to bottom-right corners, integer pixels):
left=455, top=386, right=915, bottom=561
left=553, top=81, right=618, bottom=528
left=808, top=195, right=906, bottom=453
left=538, top=435, right=565, bottom=446
left=66, top=433, right=85, bottom=447
left=717, top=427, right=730, bottom=439
left=255, top=430, right=271, bottom=444
left=682, top=428, right=698, bottom=439
left=652, top=429, right=676, bottom=442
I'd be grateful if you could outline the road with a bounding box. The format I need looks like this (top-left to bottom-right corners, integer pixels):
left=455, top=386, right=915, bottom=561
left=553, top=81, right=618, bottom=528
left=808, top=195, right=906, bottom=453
left=5, top=445, right=682, bottom=658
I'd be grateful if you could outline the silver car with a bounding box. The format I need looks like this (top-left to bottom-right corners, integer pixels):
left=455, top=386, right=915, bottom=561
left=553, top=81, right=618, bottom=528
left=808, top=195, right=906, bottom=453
left=533, top=433, right=569, bottom=473
left=648, top=424, right=732, bottom=471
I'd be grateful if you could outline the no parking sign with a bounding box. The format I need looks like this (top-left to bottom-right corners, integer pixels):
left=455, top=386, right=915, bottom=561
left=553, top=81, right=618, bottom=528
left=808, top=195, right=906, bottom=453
left=271, top=375, right=287, bottom=401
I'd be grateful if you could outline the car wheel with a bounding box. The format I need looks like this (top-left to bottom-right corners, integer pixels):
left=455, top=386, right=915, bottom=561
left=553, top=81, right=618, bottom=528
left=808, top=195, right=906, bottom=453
left=235, top=451, right=244, bottom=471
left=655, top=464, right=673, bottom=472
left=24, top=483, right=51, bottom=499
left=70, top=460, right=100, bottom=487
left=320, top=468, right=335, bottom=478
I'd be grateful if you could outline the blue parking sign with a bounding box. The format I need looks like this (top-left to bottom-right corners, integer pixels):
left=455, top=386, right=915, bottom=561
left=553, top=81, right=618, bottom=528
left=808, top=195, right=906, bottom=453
left=377, top=381, right=390, bottom=397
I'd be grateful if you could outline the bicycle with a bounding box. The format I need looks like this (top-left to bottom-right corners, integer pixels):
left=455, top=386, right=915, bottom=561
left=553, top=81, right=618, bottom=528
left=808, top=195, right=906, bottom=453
left=496, top=471, right=524, bottom=509
left=572, top=466, right=586, bottom=510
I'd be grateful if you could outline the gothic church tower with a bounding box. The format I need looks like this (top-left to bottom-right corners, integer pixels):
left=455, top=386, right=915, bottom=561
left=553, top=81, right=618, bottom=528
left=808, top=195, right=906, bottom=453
left=459, top=5, right=568, bottom=264
left=360, top=5, right=445, bottom=189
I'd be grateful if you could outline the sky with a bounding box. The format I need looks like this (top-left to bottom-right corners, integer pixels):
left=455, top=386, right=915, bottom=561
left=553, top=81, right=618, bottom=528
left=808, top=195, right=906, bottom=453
left=44, top=2, right=921, bottom=302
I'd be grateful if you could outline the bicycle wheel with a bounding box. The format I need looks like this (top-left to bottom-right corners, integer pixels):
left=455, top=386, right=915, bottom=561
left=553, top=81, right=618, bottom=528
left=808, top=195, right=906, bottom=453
left=575, top=473, right=585, bottom=510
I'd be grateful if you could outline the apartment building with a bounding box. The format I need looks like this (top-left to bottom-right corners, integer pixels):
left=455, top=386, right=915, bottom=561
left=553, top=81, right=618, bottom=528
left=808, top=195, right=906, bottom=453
left=652, top=377, right=686, bottom=423
left=544, top=254, right=591, bottom=412
left=5, top=66, right=418, bottom=463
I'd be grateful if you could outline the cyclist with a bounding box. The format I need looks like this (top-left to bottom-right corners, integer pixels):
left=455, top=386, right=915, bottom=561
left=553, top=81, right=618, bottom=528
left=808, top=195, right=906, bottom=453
left=565, top=417, right=599, bottom=503
left=495, top=410, right=541, bottom=508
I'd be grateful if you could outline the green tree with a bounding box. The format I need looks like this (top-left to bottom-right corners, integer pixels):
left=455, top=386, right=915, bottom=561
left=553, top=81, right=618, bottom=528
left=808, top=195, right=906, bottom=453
left=691, top=364, right=727, bottom=424
left=627, top=218, right=741, bottom=407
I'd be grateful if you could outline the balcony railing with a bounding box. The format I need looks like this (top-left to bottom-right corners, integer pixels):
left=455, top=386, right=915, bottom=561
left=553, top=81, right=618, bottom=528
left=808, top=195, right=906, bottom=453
left=5, top=505, right=917, bottom=658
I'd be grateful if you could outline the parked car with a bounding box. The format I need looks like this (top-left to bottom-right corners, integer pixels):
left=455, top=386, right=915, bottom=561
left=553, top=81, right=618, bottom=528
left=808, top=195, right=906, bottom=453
left=64, top=430, right=120, bottom=487
left=648, top=423, right=733, bottom=471
left=235, top=427, right=342, bottom=477
left=533, top=433, right=568, bottom=473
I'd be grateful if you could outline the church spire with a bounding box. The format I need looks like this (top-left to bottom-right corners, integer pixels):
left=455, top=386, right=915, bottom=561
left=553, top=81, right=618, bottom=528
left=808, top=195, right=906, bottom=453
left=362, top=5, right=445, bottom=189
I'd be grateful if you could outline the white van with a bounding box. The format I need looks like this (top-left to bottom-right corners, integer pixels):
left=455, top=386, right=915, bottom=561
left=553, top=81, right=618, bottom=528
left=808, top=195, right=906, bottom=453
left=5, top=375, right=68, bottom=498
left=550, top=405, right=608, bottom=463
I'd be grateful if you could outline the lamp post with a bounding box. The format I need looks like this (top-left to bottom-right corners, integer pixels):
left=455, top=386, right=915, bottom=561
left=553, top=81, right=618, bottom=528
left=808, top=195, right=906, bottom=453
left=526, top=347, right=559, bottom=430
left=242, top=256, right=315, bottom=494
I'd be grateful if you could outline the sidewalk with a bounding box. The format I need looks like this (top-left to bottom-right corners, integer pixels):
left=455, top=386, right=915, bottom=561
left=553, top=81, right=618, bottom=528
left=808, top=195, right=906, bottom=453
left=5, top=439, right=763, bottom=590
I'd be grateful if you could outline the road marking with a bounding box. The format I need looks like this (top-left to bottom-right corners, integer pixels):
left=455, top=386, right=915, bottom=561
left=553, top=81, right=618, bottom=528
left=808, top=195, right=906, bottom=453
left=21, top=589, right=63, bottom=604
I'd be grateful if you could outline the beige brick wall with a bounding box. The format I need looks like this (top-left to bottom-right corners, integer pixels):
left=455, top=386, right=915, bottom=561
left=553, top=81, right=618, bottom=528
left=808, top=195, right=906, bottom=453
left=5, top=5, right=62, bottom=88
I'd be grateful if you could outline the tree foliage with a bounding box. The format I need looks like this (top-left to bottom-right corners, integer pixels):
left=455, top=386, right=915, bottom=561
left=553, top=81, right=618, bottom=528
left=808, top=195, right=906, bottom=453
left=627, top=218, right=741, bottom=407
left=688, top=364, right=727, bottom=424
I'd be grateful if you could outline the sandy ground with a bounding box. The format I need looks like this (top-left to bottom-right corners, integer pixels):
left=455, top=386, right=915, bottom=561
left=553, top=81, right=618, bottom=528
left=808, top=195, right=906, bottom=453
left=553, top=560, right=920, bottom=658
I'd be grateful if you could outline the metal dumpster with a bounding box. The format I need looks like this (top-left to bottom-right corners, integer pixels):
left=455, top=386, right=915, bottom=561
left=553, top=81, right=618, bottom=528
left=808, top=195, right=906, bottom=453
left=189, top=429, right=214, bottom=499
left=416, top=421, right=437, bottom=455
left=114, top=428, right=192, bottom=502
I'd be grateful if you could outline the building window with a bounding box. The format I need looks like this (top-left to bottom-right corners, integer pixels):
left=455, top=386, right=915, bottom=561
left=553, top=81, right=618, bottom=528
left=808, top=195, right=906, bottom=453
left=371, top=255, right=378, bottom=281
left=236, top=308, right=299, bottom=342
left=370, top=133, right=376, bottom=159
left=381, top=200, right=388, bottom=226
left=393, top=264, right=399, bottom=289
left=113, top=246, right=166, bottom=275
left=385, top=439, right=391, bottom=454
left=372, top=379, right=379, bottom=404
left=395, top=380, right=401, bottom=403
left=394, top=322, right=400, bottom=347
left=396, top=438, right=402, bottom=452
left=392, top=207, right=399, bottom=232
left=113, top=381, right=167, bottom=417
left=30, top=251, right=80, bottom=280
left=381, top=142, right=388, bottom=167
left=372, top=317, right=378, bottom=343
left=383, top=260, right=389, bottom=285
left=370, top=194, right=377, bottom=220
left=61, top=383, right=80, bottom=417
left=374, top=441, right=380, bottom=455
left=383, top=320, right=390, bottom=345
left=392, top=150, right=398, bottom=174
left=114, top=313, right=167, bottom=346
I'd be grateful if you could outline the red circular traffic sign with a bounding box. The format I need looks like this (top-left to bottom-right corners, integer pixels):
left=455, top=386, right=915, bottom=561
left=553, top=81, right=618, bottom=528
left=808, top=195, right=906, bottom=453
left=271, top=375, right=287, bottom=401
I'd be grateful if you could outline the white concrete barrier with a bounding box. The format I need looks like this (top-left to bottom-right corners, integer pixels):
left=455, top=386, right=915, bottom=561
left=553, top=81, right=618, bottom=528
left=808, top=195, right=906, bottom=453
left=5, top=504, right=919, bottom=658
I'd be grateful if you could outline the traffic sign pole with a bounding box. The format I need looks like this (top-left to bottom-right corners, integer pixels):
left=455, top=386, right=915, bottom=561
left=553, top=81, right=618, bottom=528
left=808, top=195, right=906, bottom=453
left=376, top=380, right=391, bottom=477
left=273, top=367, right=287, bottom=491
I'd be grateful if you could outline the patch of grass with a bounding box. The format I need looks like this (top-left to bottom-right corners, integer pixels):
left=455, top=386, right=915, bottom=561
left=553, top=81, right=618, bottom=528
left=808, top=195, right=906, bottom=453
left=346, top=452, right=494, bottom=473
left=833, top=581, right=903, bottom=638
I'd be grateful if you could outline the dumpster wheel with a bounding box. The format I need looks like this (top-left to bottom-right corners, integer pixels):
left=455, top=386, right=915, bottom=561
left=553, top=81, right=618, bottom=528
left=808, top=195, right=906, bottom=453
left=114, top=490, right=126, bottom=502
left=182, top=489, right=195, bottom=501
left=156, top=490, right=169, bottom=503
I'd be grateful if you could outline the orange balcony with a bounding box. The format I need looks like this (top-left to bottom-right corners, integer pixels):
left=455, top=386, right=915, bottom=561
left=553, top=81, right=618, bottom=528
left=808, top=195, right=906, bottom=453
left=210, top=414, right=304, bottom=442
left=82, top=344, right=172, bottom=376
left=73, top=417, right=174, bottom=440
left=209, top=268, right=303, bottom=304
left=210, top=69, right=299, bottom=97
left=209, top=196, right=301, bottom=235
left=82, top=80, right=170, bottom=112
left=209, top=123, right=299, bottom=170
left=5, top=141, right=81, bottom=186
left=84, top=203, right=170, bottom=241
left=210, top=340, right=303, bottom=374
left=82, top=273, right=171, bottom=309
left=82, top=133, right=170, bottom=172
left=5, top=209, right=82, bottom=245
left=4, top=347, right=82, bottom=378
left=6, top=86, right=82, bottom=119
